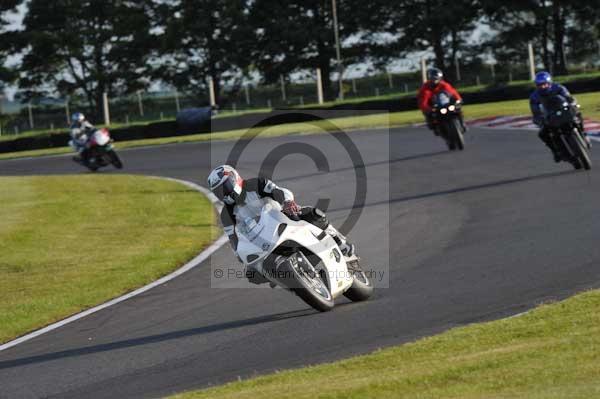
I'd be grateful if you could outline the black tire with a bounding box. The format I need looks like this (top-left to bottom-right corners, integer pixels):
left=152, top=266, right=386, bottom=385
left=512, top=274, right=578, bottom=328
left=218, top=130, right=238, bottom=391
left=109, top=150, right=123, bottom=169
left=451, top=118, right=465, bottom=150
left=343, top=260, right=373, bottom=302
left=86, top=162, right=99, bottom=172
left=564, top=133, right=590, bottom=170
left=279, top=259, right=334, bottom=312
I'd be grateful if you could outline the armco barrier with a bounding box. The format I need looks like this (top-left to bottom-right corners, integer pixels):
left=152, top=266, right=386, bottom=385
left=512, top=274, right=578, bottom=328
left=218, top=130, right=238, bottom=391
left=1, top=77, right=599, bottom=154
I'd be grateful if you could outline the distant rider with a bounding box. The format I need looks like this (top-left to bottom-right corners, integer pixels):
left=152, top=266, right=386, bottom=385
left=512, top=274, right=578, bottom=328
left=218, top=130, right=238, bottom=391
left=530, top=71, right=589, bottom=162
left=69, top=112, right=96, bottom=162
left=418, top=68, right=466, bottom=134
left=207, top=165, right=355, bottom=284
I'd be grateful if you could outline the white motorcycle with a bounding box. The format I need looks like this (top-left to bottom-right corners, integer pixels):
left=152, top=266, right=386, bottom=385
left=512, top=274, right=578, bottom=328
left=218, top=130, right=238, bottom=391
left=236, top=199, right=373, bottom=311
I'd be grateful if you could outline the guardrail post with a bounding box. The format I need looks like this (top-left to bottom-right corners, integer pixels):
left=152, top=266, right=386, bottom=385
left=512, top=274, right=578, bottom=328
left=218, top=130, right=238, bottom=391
left=103, top=92, right=110, bottom=126
left=208, top=77, right=216, bottom=107
left=316, top=68, right=324, bottom=105
left=244, top=84, right=251, bottom=105
left=65, top=98, right=70, bottom=125
left=28, top=103, right=34, bottom=129
left=280, top=75, right=287, bottom=101
left=421, top=57, right=427, bottom=83
left=175, top=91, right=181, bottom=113
left=528, top=42, right=536, bottom=80
left=137, top=90, right=144, bottom=117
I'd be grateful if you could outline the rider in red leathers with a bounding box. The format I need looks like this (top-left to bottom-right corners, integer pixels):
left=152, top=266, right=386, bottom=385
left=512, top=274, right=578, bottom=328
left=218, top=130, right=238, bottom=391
left=418, top=68, right=466, bottom=134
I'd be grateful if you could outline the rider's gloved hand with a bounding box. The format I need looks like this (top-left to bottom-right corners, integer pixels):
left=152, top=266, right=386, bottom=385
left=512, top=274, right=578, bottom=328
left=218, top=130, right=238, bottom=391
left=283, top=200, right=301, bottom=218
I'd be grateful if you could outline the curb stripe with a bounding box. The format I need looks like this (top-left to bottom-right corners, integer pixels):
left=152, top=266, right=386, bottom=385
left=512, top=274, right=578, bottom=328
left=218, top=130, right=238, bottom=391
left=0, top=177, right=226, bottom=353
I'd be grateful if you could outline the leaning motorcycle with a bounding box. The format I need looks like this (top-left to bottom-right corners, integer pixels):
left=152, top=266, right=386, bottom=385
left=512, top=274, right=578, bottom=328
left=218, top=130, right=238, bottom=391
left=236, top=199, right=373, bottom=312
left=72, top=128, right=123, bottom=172
left=431, top=92, right=465, bottom=151
left=543, top=95, right=591, bottom=170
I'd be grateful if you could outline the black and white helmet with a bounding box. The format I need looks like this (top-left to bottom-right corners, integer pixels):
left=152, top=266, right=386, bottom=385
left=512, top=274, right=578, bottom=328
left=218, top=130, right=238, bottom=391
left=207, top=165, right=244, bottom=205
left=427, top=68, right=444, bottom=84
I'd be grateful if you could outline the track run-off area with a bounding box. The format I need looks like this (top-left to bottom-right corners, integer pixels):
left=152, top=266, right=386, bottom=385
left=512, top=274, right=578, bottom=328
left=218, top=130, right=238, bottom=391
left=1, top=125, right=600, bottom=398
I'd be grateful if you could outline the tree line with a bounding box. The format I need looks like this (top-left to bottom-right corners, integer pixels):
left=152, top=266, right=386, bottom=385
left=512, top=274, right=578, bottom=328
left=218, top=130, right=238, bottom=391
left=0, top=0, right=598, bottom=117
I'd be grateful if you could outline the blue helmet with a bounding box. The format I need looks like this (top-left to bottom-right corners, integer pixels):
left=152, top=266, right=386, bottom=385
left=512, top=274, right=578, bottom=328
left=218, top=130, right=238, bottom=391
left=71, top=112, right=85, bottom=124
left=534, top=71, right=553, bottom=91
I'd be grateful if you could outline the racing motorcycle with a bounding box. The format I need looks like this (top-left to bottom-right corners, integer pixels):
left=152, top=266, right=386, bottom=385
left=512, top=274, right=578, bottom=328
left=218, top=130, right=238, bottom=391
left=73, top=128, right=123, bottom=172
left=236, top=199, right=373, bottom=312
left=431, top=92, right=465, bottom=151
left=542, top=95, right=591, bottom=170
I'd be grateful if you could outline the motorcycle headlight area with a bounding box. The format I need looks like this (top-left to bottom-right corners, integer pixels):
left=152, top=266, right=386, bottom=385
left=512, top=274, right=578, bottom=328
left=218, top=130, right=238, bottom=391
left=440, top=108, right=448, bottom=114
left=448, top=105, right=456, bottom=111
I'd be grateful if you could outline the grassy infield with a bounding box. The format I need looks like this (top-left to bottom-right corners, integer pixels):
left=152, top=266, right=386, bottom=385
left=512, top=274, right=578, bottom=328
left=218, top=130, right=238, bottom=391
left=1, top=92, right=600, bottom=398
left=0, top=176, right=219, bottom=344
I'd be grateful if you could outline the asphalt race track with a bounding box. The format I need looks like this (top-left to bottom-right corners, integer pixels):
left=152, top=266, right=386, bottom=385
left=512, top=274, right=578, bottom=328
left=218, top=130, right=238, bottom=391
left=1, top=126, right=600, bottom=398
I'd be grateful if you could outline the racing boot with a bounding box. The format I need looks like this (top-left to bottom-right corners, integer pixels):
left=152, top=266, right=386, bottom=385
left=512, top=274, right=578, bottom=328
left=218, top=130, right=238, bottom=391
left=325, top=224, right=355, bottom=257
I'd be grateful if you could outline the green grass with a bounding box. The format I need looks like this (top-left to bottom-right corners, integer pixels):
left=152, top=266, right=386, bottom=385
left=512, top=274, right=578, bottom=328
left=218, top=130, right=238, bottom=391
left=1, top=92, right=599, bottom=161
left=168, top=289, right=600, bottom=399
left=0, top=108, right=271, bottom=142
left=0, top=175, right=219, bottom=344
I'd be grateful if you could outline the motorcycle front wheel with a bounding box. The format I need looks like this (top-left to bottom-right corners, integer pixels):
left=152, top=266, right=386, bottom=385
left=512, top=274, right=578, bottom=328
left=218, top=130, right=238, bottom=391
left=279, top=256, right=334, bottom=312
left=108, top=150, right=124, bottom=169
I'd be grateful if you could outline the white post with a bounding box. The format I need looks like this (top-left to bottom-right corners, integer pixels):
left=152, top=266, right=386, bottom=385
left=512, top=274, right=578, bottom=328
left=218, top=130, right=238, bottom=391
left=103, top=92, right=110, bottom=126
left=352, top=79, right=357, bottom=94
left=454, top=54, right=461, bottom=81
left=316, top=68, right=324, bottom=105
left=65, top=98, right=70, bottom=125
left=528, top=42, right=536, bottom=80
left=244, top=84, right=250, bottom=105
left=160, top=112, right=164, bottom=120
left=331, top=0, right=344, bottom=100
left=280, top=75, right=287, bottom=101
left=232, top=103, right=237, bottom=113
left=0, top=94, right=3, bottom=136
left=208, top=77, right=216, bottom=107
left=126, top=114, right=130, bottom=125
left=387, top=71, right=393, bottom=88
left=14, top=126, right=19, bottom=135
left=28, top=103, right=34, bottom=129
left=175, top=91, right=181, bottom=113
left=137, top=90, right=144, bottom=117
left=476, top=75, right=481, bottom=86
left=404, top=83, right=409, bottom=93
left=490, top=63, right=496, bottom=79
left=50, top=123, right=54, bottom=131
left=509, top=71, right=513, bottom=83
left=375, top=88, right=380, bottom=97
left=267, top=99, right=272, bottom=109
left=421, top=57, right=427, bottom=83
left=299, top=96, right=304, bottom=106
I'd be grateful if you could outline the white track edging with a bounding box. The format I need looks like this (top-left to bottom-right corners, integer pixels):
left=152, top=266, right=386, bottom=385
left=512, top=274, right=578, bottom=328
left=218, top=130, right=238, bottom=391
left=0, top=176, right=227, bottom=353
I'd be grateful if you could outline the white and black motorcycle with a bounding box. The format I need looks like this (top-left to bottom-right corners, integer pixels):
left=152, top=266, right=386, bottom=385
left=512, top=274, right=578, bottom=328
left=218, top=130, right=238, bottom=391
left=71, top=128, right=123, bottom=172
left=236, top=199, right=373, bottom=312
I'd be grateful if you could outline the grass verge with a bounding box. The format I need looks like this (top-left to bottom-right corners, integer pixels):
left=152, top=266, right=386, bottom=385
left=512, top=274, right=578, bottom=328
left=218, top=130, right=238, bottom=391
left=0, top=175, right=219, bottom=344
left=1, top=92, right=599, bottom=161
left=169, top=289, right=600, bottom=399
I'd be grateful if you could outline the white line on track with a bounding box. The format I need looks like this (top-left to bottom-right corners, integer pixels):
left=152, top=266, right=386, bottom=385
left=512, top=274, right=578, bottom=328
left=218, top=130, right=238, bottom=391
left=0, top=177, right=227, bottom=353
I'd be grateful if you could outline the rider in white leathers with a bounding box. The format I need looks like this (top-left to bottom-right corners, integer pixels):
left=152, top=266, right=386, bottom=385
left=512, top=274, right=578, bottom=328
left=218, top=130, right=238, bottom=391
left=68, top=112, right=96, bottom=161
left=207, top=165, right=355, bottom=284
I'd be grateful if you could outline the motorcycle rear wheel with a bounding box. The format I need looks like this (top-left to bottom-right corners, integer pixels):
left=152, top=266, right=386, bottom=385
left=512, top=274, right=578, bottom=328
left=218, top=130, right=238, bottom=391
left=343, top=259, right=373, bottom=302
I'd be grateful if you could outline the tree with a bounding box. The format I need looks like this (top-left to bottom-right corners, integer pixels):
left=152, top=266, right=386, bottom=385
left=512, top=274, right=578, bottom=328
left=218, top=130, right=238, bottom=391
left=482, top=0, right=600, bottom=75
left=357, top=0, right=481, bottom=81
left=5, top=0, right=155, bottom=117
left=249, top=0, right=365, bottom=100
left=0, top=0, right=22, bottom=90
left=155, top=0, right=253, bottom=104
